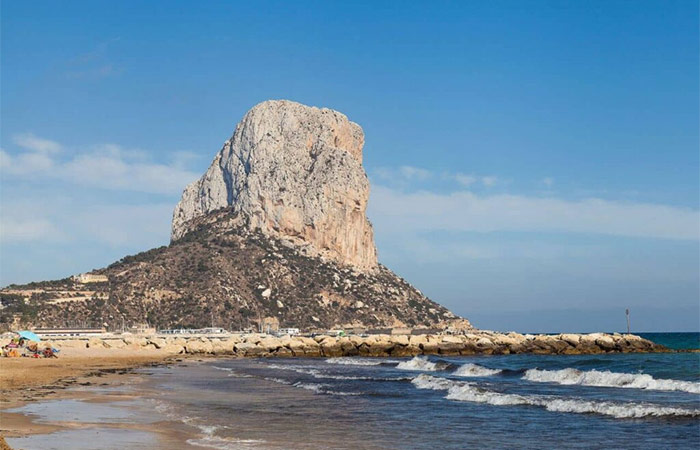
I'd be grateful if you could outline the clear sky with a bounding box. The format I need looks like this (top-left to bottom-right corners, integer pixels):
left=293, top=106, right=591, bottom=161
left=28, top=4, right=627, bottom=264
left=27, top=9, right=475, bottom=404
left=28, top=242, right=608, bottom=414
left=2, top=1, right=698, bottom=332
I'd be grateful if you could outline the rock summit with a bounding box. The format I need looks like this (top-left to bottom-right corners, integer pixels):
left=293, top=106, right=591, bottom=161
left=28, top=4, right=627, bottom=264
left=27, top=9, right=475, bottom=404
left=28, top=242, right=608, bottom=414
left=172, top=100, right=378, bottom=271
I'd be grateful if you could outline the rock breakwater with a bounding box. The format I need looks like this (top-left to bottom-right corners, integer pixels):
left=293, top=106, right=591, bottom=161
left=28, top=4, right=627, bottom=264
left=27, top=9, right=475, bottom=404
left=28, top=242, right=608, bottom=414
left=38, top=331, right=664, bottom=357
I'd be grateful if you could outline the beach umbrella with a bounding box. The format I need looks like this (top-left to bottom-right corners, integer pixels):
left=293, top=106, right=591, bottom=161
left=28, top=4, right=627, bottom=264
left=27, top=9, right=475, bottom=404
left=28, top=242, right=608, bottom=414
left=17, top=330, right=41, bottom=342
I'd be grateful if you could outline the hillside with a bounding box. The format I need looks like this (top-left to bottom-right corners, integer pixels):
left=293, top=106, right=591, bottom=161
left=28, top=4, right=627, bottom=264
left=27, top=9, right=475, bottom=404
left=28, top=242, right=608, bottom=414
left=1, top=210, right=464, bottom=331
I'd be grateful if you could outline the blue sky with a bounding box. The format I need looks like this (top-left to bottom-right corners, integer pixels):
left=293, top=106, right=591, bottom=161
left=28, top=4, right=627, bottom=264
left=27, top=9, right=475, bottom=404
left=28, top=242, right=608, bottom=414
left=1, top=1, right=698, bottom=332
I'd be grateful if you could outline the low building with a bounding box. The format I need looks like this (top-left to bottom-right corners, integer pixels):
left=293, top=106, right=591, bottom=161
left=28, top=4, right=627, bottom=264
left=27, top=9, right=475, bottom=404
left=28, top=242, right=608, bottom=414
left=198, top=327, right=227, bottom=334
left=277, top=328, right=300, bottom=336
left=35, top=327, right=106, bottom=337
left=158, top=327, right=227, bottom=335
left=129, top=324, right=156, bottom=335
left=159, top=328, right=190, bottom=335
left=326, top=329, right=346, bottom=337
left=72, top=273, right=109, bottom=284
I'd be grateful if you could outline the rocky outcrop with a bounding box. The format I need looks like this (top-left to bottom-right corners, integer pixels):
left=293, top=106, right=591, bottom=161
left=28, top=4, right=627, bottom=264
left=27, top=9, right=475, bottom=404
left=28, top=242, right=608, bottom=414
left=35, top=332, right=666, bottom=357
left=1, top=99, right=466, bottom=332
left=172, top=100, right=378, bottom=271
left=12, top=211, right=459, bottom=331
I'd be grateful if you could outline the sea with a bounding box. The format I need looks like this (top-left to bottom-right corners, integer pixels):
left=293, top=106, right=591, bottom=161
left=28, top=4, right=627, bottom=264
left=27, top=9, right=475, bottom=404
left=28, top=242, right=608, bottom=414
left=138, top=332, right=700, bottom=449
left=6, top=333, right=699, bottom=449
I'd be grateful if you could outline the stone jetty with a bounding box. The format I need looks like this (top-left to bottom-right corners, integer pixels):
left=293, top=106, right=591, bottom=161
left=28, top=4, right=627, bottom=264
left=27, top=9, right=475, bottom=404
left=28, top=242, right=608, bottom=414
left=38, top=331, right=665, bottom=357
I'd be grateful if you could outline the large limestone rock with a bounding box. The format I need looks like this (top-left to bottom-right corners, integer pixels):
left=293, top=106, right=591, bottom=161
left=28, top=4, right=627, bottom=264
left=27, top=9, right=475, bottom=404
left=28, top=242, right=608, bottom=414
left=172, top=100, right=378, bottom=271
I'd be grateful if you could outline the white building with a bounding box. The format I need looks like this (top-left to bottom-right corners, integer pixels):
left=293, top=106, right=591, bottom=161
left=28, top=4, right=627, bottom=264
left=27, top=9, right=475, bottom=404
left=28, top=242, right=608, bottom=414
left=277, top=328, right=300, bottom=336
left=72, top=273, right=109, bottom=284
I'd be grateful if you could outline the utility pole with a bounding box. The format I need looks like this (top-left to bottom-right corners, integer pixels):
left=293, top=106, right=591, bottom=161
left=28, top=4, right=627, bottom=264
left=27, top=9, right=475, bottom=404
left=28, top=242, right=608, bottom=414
left=625, top=308, right=631, bottom=334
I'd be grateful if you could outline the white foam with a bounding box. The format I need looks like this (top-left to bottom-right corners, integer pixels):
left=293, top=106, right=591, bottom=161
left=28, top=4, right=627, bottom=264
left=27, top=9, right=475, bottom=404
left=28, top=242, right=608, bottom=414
left=542, top=399, right=700, bottom=419
left=325, top=357, right=384, bottom=366
left=312, top=373, right=376, bottom=381
left=411, top=375, right=700, bottom=419
left=266, top=363, right=404, bottom=381
left=186, top=437, right=264, bottom=450
left=453, top=363, right=502, bottom=377
left=291, top=381, right=361, bottom=396
left=187, top=424, right=264, bottom=450
left=263, top=377, right=292, bottom=385
left=292, top=382, right=329, bottom=393
left=397, top=356, right=440, bottom=371
left=266, top=364, right=321, bottom=377
left=523, top=368, right=700, bottom=394
left=411, top=374, right=455, bottom=390
left=212, top=366, right=253, bottom=378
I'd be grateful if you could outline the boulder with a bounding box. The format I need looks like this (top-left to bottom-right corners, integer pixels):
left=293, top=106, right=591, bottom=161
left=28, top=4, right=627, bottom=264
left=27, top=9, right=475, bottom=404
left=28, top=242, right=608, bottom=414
left=476, top=337, right=494, bottom=348
left=560, top=334, right=581, bottom=346
left=595, top=335, right=616, bottom=351
left=148, top=338, right=168, bottom=349
left=274, top=346, right=293, bottom=357
left=258, top=337, right=283, bottom=352
left=392, top=335, right=410, bottom=346
left=234, top=342, right=267, bottom=356
left=367, top=336, right=394, bottom=356
left=211, top=339, right=234, bottom=354
left=338, top=338, right=360, bottom=356
left=320, top=338, right=343, bottom=357
left=185, top=339, right=214, bottom=354
left=102, top=339, right=127, bottom=349
left=162, top=343, right=185, bottom=354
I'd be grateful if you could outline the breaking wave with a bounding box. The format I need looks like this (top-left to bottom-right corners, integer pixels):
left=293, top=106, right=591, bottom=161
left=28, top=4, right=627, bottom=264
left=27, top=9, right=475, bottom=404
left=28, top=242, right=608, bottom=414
left=523, top=368, right=700, bottom=394
left=291, top=382, right=362, bottom=396
left=411, top=375, right=700, bottom=419
left=186, top=423, right=265, bottom=449
left=453, top=363, right=502, bottom=377
left=411, top=373, right=455, bottom=390
left=262, top=376, right=361, bottom=396
left=151, top=399, right=265, bottom=449
left=397, top=356, right=452, bottom=372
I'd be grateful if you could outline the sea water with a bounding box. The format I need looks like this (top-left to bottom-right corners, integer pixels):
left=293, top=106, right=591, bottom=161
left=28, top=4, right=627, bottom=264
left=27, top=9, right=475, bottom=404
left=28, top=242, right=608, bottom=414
left=143, top=333, right=699, bottom=449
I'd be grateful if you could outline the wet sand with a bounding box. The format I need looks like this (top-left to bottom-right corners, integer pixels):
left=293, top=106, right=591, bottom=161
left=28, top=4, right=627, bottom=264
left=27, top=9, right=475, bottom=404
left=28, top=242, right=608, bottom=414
left=2, top=377, right=197, bottom=449
left=0, top=350, right=189, bottom=449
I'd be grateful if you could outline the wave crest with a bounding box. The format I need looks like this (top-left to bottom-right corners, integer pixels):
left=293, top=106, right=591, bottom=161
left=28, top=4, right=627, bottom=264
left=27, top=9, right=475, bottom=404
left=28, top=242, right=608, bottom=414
left=523, top=368, right=700, bottom=394
left=397, top=356, right=444, bottom=371
left=411, top=375, right=700, bottom=419
left=453, top=363, right=502, bottom=377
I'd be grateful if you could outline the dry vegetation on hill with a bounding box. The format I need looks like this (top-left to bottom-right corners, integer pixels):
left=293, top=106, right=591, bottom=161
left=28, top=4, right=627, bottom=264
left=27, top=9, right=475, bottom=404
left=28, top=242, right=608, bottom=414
left=1, top=211, right=461, bottom=332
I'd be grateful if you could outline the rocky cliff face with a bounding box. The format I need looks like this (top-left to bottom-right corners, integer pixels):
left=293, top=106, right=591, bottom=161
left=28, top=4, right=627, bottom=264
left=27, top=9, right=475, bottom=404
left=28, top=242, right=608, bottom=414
left=172, top=100, right=378, bottom=271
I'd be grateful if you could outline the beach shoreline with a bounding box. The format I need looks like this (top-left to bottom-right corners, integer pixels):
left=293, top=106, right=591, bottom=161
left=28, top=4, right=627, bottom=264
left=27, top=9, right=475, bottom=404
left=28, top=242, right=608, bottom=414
left=0, top=331, right=669, bottom=449
left=0, top=330, right=667, bottom=405
left=0, top=351, right=207, bottom=449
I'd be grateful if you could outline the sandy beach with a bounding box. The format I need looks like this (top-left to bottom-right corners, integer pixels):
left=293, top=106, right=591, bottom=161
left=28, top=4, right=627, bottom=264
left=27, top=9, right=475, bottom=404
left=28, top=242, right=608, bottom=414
left=0, top=350, right=183, bottom=449
left=0, top=330, right=667, bottom=447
